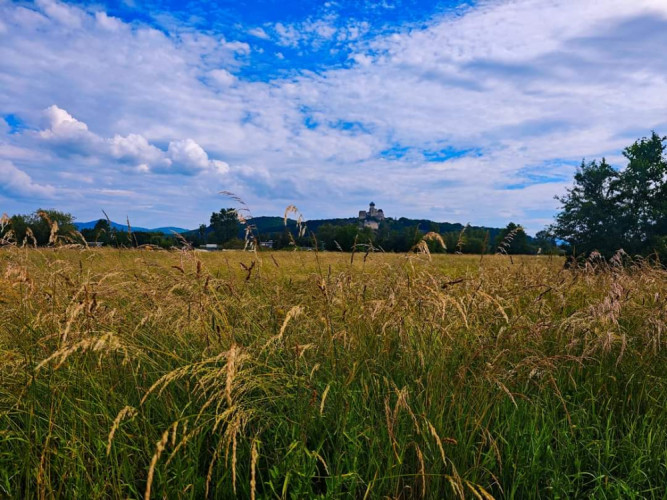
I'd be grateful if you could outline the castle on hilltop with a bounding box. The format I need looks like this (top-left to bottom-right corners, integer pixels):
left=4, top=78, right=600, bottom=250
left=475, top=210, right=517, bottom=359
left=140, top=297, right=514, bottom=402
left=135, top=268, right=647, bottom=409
left=358, top=201, right=385, bottom=230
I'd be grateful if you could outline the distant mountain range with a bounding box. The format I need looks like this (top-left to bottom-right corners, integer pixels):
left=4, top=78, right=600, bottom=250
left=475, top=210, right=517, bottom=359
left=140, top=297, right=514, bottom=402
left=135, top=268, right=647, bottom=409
left=74, top=220, right=190, bottom=235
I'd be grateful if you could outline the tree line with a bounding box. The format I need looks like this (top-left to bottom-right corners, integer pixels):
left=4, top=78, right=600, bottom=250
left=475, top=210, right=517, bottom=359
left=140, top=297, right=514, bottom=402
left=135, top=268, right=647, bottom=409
left=2, top=132, right=664, bottom=257
left=0, top=212, right=176, bottom=248
left=186, top=209, right=555, bottom=255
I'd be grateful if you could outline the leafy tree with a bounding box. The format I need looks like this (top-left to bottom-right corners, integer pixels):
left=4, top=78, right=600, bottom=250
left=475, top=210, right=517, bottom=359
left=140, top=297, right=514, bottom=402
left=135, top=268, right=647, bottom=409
left=550, top=132, right=667, bottom=258
left=551, top=159, right=621, bottom=256
left=91, top=219, right=111, bottom=244
left=317, top=224, right=360, bottom=251
left=534, top=230, right=559, bottom=255
left=615, top=132, right=667, bottom=253
left=209, top=209, right=240, bottom=245
left=8, top=215, right=29, bottom=244
left=6, top=210, right=77, bottom=246
left=35, top=209, right=78, bottom=245
left=198, top=224, right=208, bottom=244
left=495, top=222, right=531, bottom=254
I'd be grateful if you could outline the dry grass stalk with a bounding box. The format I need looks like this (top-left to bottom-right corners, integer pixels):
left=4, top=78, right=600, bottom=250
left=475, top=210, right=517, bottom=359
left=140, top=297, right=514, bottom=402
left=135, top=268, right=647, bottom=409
left=145, top=428, right=171, bottom=500
left=107, top=406, right=137, bottom=455
left=423, top=231, right=447, bottom=251
left=35, top=332, right=131, bottom=371
left=456, top=223, right=470, bottom=254
left=319, top=383, right=331, bottom=415
left=250, top=439, right=259, bottom=500
left=426, top=420, right=447, bottom=465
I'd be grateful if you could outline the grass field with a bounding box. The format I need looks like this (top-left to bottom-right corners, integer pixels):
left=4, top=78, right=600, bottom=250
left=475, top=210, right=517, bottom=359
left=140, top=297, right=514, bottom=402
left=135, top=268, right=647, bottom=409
left=0, top=247, right=666, bottom=499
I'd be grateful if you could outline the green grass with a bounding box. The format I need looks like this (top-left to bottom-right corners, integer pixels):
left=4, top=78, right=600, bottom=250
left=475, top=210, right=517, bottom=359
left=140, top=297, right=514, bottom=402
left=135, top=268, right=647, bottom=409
left=0, top=248, right=666, bottom=498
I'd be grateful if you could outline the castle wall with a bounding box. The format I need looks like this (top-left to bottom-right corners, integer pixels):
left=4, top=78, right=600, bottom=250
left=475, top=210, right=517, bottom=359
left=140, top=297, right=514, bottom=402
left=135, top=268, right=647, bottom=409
left=359, top=203, right=384, bottom=229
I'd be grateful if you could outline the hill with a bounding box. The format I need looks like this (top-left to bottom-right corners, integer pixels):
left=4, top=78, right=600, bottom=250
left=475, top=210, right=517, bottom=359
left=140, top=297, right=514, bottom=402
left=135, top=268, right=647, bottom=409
left=250, top=216, right=506, bottom=240
left=74, top=220, right=190, bottom=234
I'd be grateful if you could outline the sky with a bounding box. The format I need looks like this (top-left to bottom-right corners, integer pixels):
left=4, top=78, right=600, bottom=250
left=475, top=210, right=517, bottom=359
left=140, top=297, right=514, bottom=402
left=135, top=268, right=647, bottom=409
left=1, top=0, right=667, bottom=232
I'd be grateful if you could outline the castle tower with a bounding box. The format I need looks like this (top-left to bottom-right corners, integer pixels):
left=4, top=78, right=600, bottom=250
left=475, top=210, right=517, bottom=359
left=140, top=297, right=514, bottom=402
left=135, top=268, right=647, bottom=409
left=359, top=202, right=384, bottom=230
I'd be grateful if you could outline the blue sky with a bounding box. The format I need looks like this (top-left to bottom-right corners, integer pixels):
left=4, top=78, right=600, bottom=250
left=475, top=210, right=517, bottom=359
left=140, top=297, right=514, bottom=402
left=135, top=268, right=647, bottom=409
left=1, top=0, right=667, bottom=232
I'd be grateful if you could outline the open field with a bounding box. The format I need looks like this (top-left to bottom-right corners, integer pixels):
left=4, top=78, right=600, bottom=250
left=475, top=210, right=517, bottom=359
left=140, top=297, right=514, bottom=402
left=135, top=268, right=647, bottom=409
left=0, top=248, right=666, bottom=499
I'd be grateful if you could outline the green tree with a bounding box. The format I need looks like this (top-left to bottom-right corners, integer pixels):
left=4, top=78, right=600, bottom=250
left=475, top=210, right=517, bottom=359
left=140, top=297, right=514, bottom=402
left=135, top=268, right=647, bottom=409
left=209, top=209, right=240, bottom=245
left=93, top=219, right=111, bottom=244
left=8, top=210, right=77, bottom=246
left=550, top=159, right=621, bottom=256
left=616, top=132, right=667, bottom=253
left=550, top=132, right=667, bottom=258
left=8, top=215, right=29, bottom=244
left=534, top=230, right=559, bottom=255
left=495, top=222, right=531, bottom=254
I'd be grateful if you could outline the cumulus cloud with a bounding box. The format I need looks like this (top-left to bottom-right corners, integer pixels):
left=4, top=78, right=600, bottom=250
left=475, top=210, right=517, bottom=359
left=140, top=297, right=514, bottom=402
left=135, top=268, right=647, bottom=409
left=0, top=159, right=55, bottom=198
left=95, top=11, right=123, bottom=32
left=36, top=106, right=229, bottom=176
left=40, top=105, right=92, bottom=139
left=108, top=133, right=168, bottom=169
left=166, top=138, right=229, bottom=175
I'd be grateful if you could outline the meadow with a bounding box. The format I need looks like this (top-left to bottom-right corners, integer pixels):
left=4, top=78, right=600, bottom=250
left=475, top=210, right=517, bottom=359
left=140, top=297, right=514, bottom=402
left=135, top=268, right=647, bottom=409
left=0, top=247, right=665, bottom=499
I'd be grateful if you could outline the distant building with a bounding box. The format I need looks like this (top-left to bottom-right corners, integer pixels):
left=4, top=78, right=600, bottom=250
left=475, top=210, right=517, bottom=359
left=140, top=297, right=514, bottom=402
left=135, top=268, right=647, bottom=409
left=260, top=240, right=274, bottom=249
left=359, top=201, right=385, bottom=230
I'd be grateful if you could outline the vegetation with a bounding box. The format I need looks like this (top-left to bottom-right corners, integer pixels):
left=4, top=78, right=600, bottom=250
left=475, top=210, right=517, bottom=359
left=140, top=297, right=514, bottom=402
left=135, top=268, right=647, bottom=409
left=1, top=245, right=665, bottom=498
left=209, top=209, right=242, bottom=245
left=78, top=219, right=177, bottom=249
left=550, top=132, right=667, bottom=259
left=4, top=209, right=78, bottom=246
left=0, top=212, right=179, bottom=249
left=247, top=220, right=549, bottom=255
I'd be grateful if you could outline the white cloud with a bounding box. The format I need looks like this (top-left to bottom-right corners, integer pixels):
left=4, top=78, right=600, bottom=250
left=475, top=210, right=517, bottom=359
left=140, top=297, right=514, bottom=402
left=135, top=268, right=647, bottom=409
left=35, top=105, right=229, bottom=176
left=35, top=0, right=82, bottom=28
left=108, top=133, right=168, bottom=168
left=40, top=105, right=90, bottom=138
left=95, top=11, right=123, bottom=32
left=208, top=69, right=236, bottom=86
left=248, top=27, right=270, bottom=40
left=219, top=38, right=250, bottom=56
left=166, top=138, right=223, bottom=174
left=0, top=159, right=55, bottom=198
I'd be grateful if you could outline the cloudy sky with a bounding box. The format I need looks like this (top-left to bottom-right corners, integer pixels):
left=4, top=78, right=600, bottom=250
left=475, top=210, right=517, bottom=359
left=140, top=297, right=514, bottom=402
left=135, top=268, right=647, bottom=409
left=1, top=0, right=666, bottom=231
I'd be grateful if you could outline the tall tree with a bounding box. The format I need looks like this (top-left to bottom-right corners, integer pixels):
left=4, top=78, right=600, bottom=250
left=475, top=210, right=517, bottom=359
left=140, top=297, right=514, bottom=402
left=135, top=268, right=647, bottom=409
left=550, top=132, right=667, bottom=258
left=209, top=208, right=239, bottom=245
left=616, top=132, right=667, bottom=253
left=198, top=224, right=208, bottom=244
left=495, top=222, right=531, bottom=254
left=93, top=219, right=111, bottom=244
left=551, top=159, right=621, bottom=256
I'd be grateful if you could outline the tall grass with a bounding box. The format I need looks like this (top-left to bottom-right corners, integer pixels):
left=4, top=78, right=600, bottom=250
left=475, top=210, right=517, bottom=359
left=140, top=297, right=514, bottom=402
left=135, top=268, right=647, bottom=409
left=0, top=247, right=665, bottom=498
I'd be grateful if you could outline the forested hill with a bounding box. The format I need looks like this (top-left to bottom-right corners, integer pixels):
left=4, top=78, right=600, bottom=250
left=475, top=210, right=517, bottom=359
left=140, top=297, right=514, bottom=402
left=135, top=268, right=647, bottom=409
left=251, top=215, right=505, bottom=241
left=250, top=216, right=357, bottom=234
